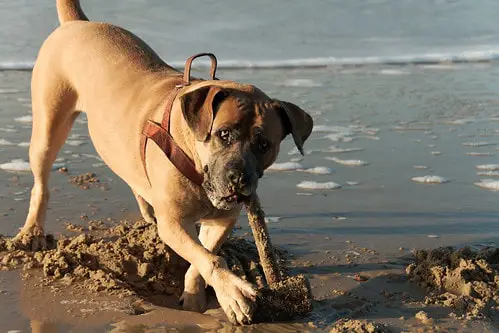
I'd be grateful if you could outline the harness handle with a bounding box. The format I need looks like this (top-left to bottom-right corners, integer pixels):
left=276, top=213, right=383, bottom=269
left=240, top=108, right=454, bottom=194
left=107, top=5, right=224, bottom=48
left=182, top=53, right=218, bottom=86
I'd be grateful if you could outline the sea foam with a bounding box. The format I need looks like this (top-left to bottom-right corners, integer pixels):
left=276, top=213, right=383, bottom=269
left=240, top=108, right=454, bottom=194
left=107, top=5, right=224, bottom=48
left=297, top=181, right=342, bottom=190
left=411, top=175, right=449, bottom=184
left=326, top=157, right=368, bottom=166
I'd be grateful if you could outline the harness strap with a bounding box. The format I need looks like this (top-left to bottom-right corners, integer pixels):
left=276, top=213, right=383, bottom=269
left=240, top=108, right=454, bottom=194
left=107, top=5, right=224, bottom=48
left=140, top=53, right=218, bottom=187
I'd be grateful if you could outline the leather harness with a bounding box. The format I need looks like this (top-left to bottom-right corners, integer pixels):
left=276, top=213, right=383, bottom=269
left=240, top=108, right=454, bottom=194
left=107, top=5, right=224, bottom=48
left=140, top=53, right=218, bottom=186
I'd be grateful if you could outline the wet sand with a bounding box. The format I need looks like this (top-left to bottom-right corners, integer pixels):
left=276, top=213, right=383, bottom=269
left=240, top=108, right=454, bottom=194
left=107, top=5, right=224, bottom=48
left=2, top=63, right=499, bottom=331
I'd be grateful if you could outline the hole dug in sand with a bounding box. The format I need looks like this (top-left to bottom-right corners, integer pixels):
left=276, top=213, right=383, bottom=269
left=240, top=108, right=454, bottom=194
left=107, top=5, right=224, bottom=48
left=0, top=218, right=303, bottom=322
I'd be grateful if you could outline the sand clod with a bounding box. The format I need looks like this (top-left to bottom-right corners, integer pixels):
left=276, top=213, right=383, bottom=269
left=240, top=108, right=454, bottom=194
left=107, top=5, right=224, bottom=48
left=407, top=246, right=499, bottom=319
left=329, top=319, right=391, bottom=333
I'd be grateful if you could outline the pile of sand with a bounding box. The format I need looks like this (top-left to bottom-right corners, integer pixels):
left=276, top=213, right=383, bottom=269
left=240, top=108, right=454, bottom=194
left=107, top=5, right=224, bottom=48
left=406, top=246, right=499, bottom=319
left=329, top=319, right=391, bottom=333
left=68, top=172, right=106, bottom=190
left=0, top=219, right=287, bottom=301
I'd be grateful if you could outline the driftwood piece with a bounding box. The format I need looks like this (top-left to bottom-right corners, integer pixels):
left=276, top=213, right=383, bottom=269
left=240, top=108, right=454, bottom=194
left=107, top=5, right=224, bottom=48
left=244, top=194, right=282, bottom=285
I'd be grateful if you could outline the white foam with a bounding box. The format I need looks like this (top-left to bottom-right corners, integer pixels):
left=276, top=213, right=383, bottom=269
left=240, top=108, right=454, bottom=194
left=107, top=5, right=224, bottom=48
left=290, top=157, right=303, bottom=162
left=462, top=141, right=496, bottom=147
left=0, top=139, right=13, bottom=146
left=379, top=69, right=408, bottom=75
left=326, top=157, right=368, bottom=166
left=92, top=163, right=106, bottom=168
left=346, top=181, right=360, bottom=186
left=14, top=115, right=32, bottom=123
left=296, top=192, right=313, bottom=196
left=431, top=151, right=442, bottom=156
left=0, top=127, right=18, bottom=133
left=82, top=153, right=103, bottom=161
left=0, top=88, right=21, bottom=94
left=268, top=162, right=303, bottom=171
left=281, top=79, right=322, bottom=87
left=287, top=147, right=301, bottom=156
left=18, top=142, right=30, bottom=147
left=477, top=171, right=499, bottom=177
left=327, top=146, right=365, bottom=154
left=355, top=135, right=380, bottom=141
left=413, top=165, right=428, bottom=169
left=296, top=181, right=342, bottom=190
left=475, top=179, right=499, bottom=191
left=0, top=159, right=30, bottom=171
left=264, top=216, right=282, bottom=223
left=4, top=49, right=499, bottom=72
left=69, top=133, right=87, bottom=139
left=324, top=133, right=355, bottom=143
left=392, top=126, right=431, bottom=132
left=313, top=125, right=353, bottom=134
left=411, top=175, right=449, bottom=184
left=75, top=118, right=88, bottom=124
left=477, top=164, right=499, bottom=171
left=0, top=159, right=65, bottom=172
left=466, top=152, right=495, bottom=156
left=302, top=166, right=334, bottom=175
left=444, top=119, right=474, bottom=125
left=66, top=140, right=86, bottom=146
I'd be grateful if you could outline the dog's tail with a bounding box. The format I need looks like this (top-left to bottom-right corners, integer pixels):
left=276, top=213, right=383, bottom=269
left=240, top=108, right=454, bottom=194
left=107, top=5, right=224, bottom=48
left=56, top=0, right=89, bottom=24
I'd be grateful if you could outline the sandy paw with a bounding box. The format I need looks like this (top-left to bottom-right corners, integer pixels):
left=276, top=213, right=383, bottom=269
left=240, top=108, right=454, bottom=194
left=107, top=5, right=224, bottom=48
left=11, top=228, right=55, bottom=251
left=180, top=289, right=207, bottom=313
left=211, top=268, right=257, bottom=325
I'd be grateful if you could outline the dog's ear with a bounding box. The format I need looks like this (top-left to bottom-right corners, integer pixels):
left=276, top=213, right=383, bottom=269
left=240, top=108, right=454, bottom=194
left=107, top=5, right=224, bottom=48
left=179, top=85, right=227, bottom=142
left=276, top=100, right=313, bottom=155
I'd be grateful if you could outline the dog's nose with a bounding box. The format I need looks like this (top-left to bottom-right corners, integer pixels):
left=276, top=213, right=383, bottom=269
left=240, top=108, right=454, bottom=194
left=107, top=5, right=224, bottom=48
left=228, top=169, right=243, bottom=186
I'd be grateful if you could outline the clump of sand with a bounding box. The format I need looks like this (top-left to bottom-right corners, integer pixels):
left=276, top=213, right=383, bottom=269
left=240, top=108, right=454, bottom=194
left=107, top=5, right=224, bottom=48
left=1, top=218, right=315, bottom=324
left=406, top=246, right=499, bottom=319
left=329, top=319, right=391, bottom=333
left=68, top=172, right=105, bottom=190
left=0, top=219, right=288, bottom=301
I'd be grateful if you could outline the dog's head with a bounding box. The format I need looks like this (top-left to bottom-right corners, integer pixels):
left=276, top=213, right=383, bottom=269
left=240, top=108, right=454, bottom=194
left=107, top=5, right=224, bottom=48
left=179, top=82, right=313, bottom=210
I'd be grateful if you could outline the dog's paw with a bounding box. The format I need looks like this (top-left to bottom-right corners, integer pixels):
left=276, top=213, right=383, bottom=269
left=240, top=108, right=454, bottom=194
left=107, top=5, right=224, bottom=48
left=180, top=270, right=207, bottom=313
left=179, top=289, right=207, bottom=313
left=210, top=268, right=257, bottom=325
left=12, top=226, right=55, bottom=251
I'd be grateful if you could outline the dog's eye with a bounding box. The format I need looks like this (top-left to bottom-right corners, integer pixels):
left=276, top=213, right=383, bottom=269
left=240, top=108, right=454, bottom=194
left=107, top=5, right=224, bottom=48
left=219, top=129, right=231, bottom=142
left=258, top=138, right=270, bottom=153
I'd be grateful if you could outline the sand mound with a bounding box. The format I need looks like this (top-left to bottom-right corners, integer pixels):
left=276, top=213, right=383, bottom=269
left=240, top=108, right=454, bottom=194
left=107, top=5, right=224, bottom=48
left=406, top=246, right=499, bottom=319
left=0, top=219, right=287, bottom=301
left=329, top=319, right=391, bottom=333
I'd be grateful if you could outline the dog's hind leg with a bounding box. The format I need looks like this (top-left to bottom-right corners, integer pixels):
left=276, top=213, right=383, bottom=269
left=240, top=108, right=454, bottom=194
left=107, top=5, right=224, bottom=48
left=132, top=190, right=156, bottom=224
left=15, top=74, right=79, bottom=246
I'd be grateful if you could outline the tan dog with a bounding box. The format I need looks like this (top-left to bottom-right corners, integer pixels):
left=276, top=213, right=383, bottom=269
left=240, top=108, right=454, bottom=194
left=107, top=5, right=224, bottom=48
left=15, top=0, right=313, bottom=325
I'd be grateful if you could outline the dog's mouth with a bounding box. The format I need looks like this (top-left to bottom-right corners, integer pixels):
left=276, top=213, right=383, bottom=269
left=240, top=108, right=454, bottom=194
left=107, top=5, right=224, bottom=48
left=221, top=192, right=249, bottom=204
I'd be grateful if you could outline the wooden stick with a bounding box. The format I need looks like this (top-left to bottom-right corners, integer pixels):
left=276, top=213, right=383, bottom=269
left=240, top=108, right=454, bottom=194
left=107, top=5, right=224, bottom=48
left=244, top=194, right=282, bottom=285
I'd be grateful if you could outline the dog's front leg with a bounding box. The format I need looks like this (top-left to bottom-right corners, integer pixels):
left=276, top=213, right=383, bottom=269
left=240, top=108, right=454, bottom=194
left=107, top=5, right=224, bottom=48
left=155, top=210, right=256, bottom=325
left=180, top=216, right=238, bottom=313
